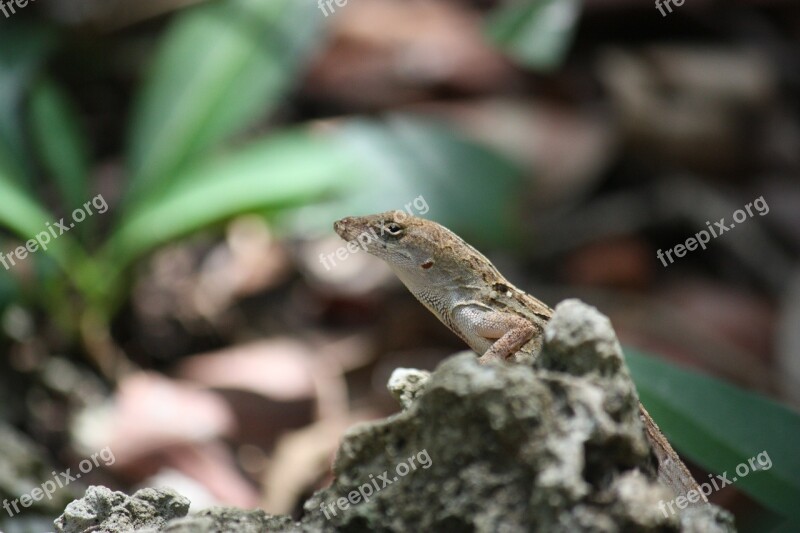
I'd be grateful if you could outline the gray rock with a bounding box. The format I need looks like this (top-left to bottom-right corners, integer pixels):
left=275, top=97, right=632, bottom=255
left=300, top=350, right=664, bottom=532
left=386, top=368, right=430, bottom=409
left=294, top=299, right=734, bottom=532
left=162, top=507, right=302, bottom=533
left=52, top=299, right=736, bottom=532
left=680, top=505, right=738, bottom=533
left=54, top=486, right=189, bottom=533
left=541, top=299, right=629, bottom=377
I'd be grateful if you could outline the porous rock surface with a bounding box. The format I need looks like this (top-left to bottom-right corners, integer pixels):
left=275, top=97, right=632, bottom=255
left=54, top=486, right=189, bottom=533
left=386, top=367, right=431, bottom=409
left=54, top=299, right=735, bottom=532
left=162, top=507, right=299, bottom=532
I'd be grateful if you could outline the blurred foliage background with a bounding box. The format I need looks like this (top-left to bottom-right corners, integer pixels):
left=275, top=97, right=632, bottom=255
left=0, top=0, right=799, bottom=531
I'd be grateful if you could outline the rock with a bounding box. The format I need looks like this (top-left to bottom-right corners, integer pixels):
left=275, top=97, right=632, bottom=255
left=293, top=299, right=734, bottom=532
left=386, top=368, right=431, bottom=409
left=300, top=349, right=662, bottom=531
left=54, top=486, right=190, bottom=533
left=540, top=299, right=628, bottom=377
left=679, top=505, right=737, bottom=533
left=53, top=299, right=735, bottom=532
left=162, top=507, right=301, bottom=533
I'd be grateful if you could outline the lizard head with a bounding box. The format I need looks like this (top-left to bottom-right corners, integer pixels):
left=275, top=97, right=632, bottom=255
left=333, top=211, right=490, bottom=284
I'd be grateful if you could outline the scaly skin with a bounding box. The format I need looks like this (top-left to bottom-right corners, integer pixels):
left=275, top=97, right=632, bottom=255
left=334, top=211, right=551, bottom=364
left=334, top=211, right=702, bottom=502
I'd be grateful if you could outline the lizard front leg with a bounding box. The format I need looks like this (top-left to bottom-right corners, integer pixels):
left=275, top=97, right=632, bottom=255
left=452, top=305, right=535, bottom=364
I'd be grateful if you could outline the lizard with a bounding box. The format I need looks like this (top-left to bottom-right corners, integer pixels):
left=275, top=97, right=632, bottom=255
left=334, top=210, right=703, bottom=502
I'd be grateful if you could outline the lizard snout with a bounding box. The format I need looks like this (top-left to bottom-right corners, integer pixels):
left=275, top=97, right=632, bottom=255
left=333, top=217, right=362, bottom=241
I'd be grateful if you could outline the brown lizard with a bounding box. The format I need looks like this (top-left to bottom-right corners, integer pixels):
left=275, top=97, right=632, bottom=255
left=334, top=210, right=703, bottom=502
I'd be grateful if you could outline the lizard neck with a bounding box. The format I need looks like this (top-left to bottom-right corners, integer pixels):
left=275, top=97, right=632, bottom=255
left=391, top=265, right=482, bottom=329
left=391, top=264, right=480, bottom=301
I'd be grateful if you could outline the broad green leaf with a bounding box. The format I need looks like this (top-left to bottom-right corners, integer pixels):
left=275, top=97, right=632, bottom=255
left=626, top=348, right=800, bottom=519
left=126, top=0, right=325, bottom=203
left=0, top=171, right=75, bottom=270
left=0, top=23, right=53, bottom=185
left=29, top=78, right=90, bottom=213
left=486, top=0, right=582, bottom=72
left=288, top=115, right=526, bottom=247
left=107, top=130, right=358, bottom=268
left=0, top=173, right=56, bottom=242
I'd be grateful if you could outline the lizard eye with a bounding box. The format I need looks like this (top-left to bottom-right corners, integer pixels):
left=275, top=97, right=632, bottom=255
left=383, top=222, right=404, bottom=237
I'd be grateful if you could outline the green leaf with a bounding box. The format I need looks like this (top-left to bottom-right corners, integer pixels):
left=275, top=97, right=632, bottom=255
left=626, top=348, right=800, bottom=520
left=0, top=173, right=56, bottom=243
left=0, top=23, right=53, bottom=185
left=107, top=129, right=358, bottom=268
left=486, top=0, right=582, bottom=72
left=28, top=78, right=90, bottom=213
left=0, top=170, right=75, bottom=269
left=288, top=115, right=526, bottom=246
left=126, top=0, right=325, bottom=203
